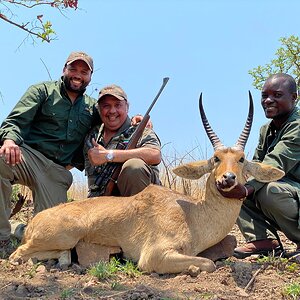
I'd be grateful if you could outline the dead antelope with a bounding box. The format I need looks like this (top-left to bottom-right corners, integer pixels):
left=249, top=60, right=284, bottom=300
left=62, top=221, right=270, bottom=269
left=9, top=93, right=284, bottom=274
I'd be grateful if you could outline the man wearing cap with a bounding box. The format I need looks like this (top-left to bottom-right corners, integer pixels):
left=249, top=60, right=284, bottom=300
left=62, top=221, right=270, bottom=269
left=0, top=51, right=98, bottom=256
left=85, top=84, right=161, bottom=197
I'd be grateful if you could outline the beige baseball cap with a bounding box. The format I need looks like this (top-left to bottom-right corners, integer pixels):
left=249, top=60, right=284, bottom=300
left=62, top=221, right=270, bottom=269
left=98, top=84, right=128, bottom=102
left=65, top=51, right=94, bottom=72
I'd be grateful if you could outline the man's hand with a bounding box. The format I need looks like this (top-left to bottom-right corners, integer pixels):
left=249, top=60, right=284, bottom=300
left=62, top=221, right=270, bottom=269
left=88, top=138, right=109, bottom=166
left=216, top=183, right=250, bottom=199
left=131, top=115, right=153, bottom=129
left=0, top=139, right=22, bottom=166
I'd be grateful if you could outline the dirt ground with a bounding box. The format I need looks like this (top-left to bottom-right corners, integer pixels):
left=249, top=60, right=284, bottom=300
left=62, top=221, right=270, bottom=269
left=1, top=204, right=300, bottom=300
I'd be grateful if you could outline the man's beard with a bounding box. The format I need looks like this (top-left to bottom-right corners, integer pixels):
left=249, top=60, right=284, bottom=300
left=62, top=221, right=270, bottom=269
left=63, top=76, right=88, bottom=94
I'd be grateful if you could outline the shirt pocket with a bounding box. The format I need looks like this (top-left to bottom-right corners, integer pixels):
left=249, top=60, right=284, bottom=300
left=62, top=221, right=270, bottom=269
left=74, top=109, right=92, bottom=137
left=40, top=102, right=67, bottom=131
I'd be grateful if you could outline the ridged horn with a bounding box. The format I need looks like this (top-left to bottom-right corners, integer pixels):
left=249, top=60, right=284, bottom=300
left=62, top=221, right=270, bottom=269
left=235, top=91, right=254, bottom=150
left=199, top=93, right=224, bottom=150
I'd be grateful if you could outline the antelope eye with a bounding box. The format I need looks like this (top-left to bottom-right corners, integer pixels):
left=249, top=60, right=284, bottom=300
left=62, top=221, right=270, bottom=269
left=239, top=157, right=245, bottom=163
left=214, top=156, right=220, bottom=163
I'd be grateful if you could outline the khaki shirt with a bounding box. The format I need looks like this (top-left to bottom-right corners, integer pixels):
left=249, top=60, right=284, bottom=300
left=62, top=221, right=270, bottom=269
left=0, top=78, right=97, bottom=168
left=247, top=107, right=300, bottom=193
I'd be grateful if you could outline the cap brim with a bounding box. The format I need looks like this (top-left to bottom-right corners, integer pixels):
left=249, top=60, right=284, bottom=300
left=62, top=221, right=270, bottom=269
left=67, top=59, right=93, bottom=71
left=98, top=93, right=126, bottom=101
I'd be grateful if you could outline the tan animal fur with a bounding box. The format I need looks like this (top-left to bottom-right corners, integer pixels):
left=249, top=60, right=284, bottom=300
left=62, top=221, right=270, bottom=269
left=9, top=149, right=284, bottom=274
left=9, top=94, right=284, bottom=274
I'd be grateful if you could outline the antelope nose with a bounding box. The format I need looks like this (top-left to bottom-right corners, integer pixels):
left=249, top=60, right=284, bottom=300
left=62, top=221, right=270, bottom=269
left=223, top=172, right=236, bottom=182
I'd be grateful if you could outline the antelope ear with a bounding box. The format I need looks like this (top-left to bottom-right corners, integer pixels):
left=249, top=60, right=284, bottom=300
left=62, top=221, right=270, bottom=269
left=244, top=161, right=285, bottom=182
left=173, top=160, right=212, bottom=179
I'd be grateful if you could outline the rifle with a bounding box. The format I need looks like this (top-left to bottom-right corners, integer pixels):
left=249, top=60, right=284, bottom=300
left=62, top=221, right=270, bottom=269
left=93, top=77, right=169, bottom=197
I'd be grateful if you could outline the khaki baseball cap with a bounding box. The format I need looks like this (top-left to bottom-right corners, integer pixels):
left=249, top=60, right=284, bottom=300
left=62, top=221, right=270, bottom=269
left=65, top=51, right=94, bottom=72
left=98, top=84, right=128, bottom=102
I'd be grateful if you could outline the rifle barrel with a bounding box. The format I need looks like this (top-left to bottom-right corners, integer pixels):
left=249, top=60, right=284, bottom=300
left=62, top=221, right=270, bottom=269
left=144, top=77, right=169, bottom=116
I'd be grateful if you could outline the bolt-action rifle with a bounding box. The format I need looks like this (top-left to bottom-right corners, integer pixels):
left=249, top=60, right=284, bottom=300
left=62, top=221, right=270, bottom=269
left=93, top=77, right=169, bottom=197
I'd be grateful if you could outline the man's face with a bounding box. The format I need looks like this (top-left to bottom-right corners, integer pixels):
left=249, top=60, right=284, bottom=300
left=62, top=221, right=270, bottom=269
left=98, top=95, right=128, bottom=132
left=63, top=60, right=92, bottom=94
left=261, top=77, right=297, bottom=122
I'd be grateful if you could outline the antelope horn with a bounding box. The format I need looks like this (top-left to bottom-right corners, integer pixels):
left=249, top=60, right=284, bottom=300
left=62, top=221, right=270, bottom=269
left=199, top=93, right=224, bottom=150
left=235, top=91, right=254, bottom=150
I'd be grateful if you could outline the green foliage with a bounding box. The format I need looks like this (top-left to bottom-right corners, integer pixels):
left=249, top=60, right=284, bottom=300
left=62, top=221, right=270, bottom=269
left=110, top=281, right=124, bottom=290
left=286, top=262, right=299, bottom=273
left=0, top=0, right=78, bottom=43
left=283, top=282, right=300, bottom=300
left=118, top=259, right=142, bottom=277
left=249, top=35, right=300, bottom=93
left=10, top=236, right=21, bottom=249
left=25, top=262, right=42, bottom=278
left=222, top=257, right=235, bottom=266
left=88, top=257, right=141, bottom=280
left=11, top=185, right=21, bottom=203
left=60, top=288, right=75, bottom=299
left=88, top=258, right=119, bottom=280
left=198, top=292, right=216, bottom=299
left=256, top=255, right=299, bottom=273
left=66, top=195, right=75, bottom=202
left=38, top=20, right=56, bottom=43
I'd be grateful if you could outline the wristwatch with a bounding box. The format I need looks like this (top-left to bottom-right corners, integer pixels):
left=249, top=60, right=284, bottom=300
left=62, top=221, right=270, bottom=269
left=105, top=150, right=114, bottom=162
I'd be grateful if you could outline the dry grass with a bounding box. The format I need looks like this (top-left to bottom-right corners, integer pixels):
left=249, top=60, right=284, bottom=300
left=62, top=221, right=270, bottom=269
left=10, top=148, right=207, bottom=222
left=160, top=146, right=207, bottom=198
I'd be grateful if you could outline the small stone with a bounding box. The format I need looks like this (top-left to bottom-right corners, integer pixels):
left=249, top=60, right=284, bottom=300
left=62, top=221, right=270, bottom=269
left=149, top=272, right=160, bottom=278
left=15, top=284, right=28, bottom=297
left=72, top=263, right=83, bottom=274
left=58, top=250, right=71, bottom=269
left=36, top=287, right=45, bottom=293
left=188, top=265, right=200, bottom=277
left=36, top=264, right=46, bottom=273
left=5, top=284, right=17, bottom=292
left=83, top=286, right=94, bottom=294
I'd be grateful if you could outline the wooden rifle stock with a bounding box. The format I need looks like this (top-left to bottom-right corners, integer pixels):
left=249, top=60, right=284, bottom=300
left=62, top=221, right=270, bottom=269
left=103, top=77, right=169, bottom=196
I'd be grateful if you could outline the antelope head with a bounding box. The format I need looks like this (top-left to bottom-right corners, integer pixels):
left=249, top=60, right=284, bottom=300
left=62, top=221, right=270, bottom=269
left=173, top=92, right=284, bottom=193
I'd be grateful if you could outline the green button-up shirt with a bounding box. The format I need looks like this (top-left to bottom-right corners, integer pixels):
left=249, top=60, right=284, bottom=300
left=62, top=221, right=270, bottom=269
left=247, top=107, right=300, bottom=193
left=0, top=78, right=98, bottom=168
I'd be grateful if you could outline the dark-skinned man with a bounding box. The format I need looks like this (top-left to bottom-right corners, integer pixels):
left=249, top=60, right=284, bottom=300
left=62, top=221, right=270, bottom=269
left=217, top=73, right=300, bottom=258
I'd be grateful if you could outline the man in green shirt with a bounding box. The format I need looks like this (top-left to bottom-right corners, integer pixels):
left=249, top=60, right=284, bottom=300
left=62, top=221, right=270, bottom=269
left=0, top=51, right=96, bottom=256
left=85, top=84, right=161, bottom=197
left=217, top=73, right=300, bottom=258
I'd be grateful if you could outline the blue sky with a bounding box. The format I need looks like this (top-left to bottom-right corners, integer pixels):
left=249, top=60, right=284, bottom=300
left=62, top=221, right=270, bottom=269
left=1, top=0, right=300, bottom=179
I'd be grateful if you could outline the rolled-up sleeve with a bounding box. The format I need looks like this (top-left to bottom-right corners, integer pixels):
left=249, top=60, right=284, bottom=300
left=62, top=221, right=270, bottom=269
left=247, top=119, right=300, bottom=196
left=0, top=84, right=45, bottom=145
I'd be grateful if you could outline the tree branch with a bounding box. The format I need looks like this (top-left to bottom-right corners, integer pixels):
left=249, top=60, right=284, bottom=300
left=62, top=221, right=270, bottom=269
left=5, top=1, right=60, bottom=9
left=0, top=13, right=50, bottom=42
left=0, top=0, right=78, bottom=43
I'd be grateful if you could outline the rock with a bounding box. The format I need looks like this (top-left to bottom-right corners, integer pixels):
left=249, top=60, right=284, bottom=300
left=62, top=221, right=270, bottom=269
left=71, top=263, right=84, bottom=274
left=36, top=264, right=46, bottom=274
left=149, top=272, right=160, bottom=278
left=188, top=265, right=200, bottom=277
left=58, top=250, right=71, bottom=269
left=15, top=284, right=28, bottom=297
left=5, top=284, right=17, bottom=292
